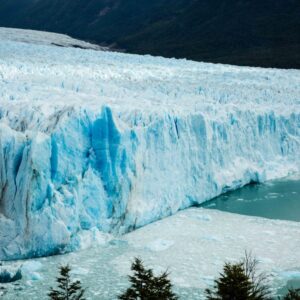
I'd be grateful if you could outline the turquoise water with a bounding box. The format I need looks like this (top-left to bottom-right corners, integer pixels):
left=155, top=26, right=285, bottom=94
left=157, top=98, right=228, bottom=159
left=278, top=278, right=300, bottom=297
left=202, top=178, right=300, bottom=222
left=202, top=177, right=300, bottom=295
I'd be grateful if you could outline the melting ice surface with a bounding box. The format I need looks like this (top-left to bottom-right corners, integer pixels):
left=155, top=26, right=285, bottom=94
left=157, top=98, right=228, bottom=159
left=0, top=27, right=300, bottom=261
left=202, top=177, right=300, bottom=222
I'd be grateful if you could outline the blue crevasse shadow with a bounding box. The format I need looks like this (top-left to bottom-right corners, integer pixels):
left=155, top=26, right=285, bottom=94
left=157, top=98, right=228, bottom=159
left=92, top=107, right=121, bottom=196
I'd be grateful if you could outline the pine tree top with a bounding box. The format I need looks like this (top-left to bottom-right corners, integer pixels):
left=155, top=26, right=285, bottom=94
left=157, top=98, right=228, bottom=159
left=48, top=265, right=86, bottom=300
left=119, top=257, right=178, bottom=300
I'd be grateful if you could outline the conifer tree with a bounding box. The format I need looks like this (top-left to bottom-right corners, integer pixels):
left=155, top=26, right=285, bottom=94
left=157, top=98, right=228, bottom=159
left=119, top=257, right=178, bottom=300
left=48, top=265, right=85, bottom=300
left=205, top=252, right=271, bottom=300
left=284, top=288, right=300, bottom=300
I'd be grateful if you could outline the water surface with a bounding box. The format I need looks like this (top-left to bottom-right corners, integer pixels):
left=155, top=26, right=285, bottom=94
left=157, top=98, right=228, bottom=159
left=202, top=178, right=300, bottom=222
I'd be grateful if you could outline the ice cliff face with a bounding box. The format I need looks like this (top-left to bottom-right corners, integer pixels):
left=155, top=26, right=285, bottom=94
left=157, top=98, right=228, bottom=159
left=0, top=28, right=300, bottom=260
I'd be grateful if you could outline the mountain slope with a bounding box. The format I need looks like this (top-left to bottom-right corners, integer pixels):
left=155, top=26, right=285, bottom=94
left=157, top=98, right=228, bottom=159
left=0, top=0, right=299, bottom=67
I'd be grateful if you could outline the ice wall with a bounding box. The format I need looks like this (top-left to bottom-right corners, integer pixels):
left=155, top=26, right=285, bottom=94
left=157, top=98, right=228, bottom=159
left=0, top=104, right=299, bottom=260
left=0, top=28, right=300, bottom=260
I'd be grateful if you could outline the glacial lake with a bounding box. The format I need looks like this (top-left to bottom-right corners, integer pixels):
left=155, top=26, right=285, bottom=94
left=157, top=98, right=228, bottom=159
left=201, top=178, right=300, bottom=222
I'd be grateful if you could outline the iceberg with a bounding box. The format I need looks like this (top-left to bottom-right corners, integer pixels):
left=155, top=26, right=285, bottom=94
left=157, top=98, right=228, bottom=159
left=0, top=28, right=299, bottom=260
left=0, top=264, right=22, bottom=283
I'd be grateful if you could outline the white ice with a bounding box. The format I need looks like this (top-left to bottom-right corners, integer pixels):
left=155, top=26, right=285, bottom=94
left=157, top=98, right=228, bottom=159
left=0, top=27, right=300, bottom=260
left=0, top=27, right=106, bottom=50
left=1, top=208, right=300, bottom=299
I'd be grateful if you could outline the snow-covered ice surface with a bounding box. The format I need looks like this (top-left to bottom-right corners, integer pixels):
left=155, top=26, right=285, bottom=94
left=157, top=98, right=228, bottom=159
left=0, top=27, right=300, bottom=260
left=1, top=208, right=300, bottom=299
left=0, top=27, right=106, bottom=50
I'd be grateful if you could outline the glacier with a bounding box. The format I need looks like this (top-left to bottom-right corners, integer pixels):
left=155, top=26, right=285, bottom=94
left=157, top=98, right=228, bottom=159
left=0, top=28, right=300, bottom=261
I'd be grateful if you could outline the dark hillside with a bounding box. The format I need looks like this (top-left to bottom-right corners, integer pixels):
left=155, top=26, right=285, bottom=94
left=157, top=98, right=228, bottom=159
left=0, top=0, right=299, bottom=68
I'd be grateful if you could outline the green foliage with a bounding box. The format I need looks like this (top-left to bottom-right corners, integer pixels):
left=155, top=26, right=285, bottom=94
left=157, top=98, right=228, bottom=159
left=48, top=265, right=85, bottom=300
left=284, top=288, right=300, bottom=300
left=119, top=257, right=178, bottom=300
left=206, top=262, right=254, bottom=300
left=206, top=252, right=271, bottom=300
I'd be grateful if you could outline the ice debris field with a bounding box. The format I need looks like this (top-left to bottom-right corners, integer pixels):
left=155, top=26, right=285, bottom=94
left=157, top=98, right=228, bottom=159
left=0, top=27, right=300, bottom=262
left=1, top=208, right=300, bottom=299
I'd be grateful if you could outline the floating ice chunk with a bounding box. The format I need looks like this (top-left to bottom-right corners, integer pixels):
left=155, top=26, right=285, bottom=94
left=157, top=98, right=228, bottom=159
left=0, top=265, right=22, bottom=283
left=21, top=261, right=43, bottom=281
left=195, top=214, right=212, bottom=222
left=172, top=276, right=191, bottom=288
left=200, top=235, right=221, bottom=242
left=28, top=272, right=43, bottom=281
left=146, top=239, right=174, bottom=252
left=71, top=267, right=89, bottom=276
left=263, top=231, right=276, bottom=237
left=21, top=261, right=42, bottom=274
left=267, top=193, right=280, bottom=199
left=257, top=257, right=274, bottom=265
left=77, top=228, right=112, bottom=250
